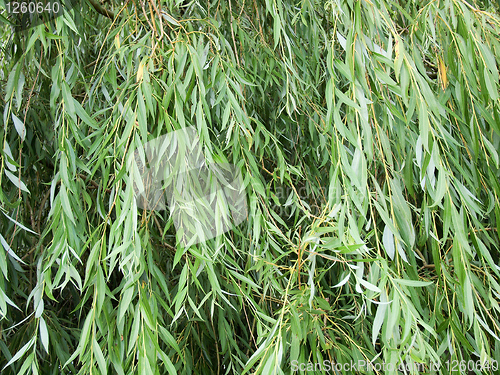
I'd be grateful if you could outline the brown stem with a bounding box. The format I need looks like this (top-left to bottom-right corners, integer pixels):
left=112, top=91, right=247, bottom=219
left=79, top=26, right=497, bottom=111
left=87, top=0, right=115, bottom=20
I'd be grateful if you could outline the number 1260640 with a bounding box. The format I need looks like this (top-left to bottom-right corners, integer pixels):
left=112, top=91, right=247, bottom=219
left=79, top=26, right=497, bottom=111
left=5, top=2, right=60, bottom=15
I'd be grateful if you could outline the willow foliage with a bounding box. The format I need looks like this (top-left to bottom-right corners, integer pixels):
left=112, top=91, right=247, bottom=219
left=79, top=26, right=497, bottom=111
left=1, top=0, right=500, bottom=374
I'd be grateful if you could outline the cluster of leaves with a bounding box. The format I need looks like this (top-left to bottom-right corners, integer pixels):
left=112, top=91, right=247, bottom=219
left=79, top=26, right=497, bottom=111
left=1, top=0, right=500, bottom=374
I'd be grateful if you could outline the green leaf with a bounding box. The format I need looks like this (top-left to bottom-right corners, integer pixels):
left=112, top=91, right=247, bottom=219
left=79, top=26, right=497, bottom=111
left=78, top=313, right=93, bottom=354
left=332, top=273, right=350, bottom=288
left=11, top=114, right=26, bottom=142
left=5, top=170, right=29, bottom=193
left=39, top=318, right=49, bottom=354
left=2, top=337, right=35, bottom=370
left=161, top=12, right=180, bottom=26
left=118, top=287, right=134, bottom=323
left=0, top=233, right=26, bottom=264
left=358, top=278, right=381, bottom=293
left=59, top=186, right=76, bottom=224
left=4, top=62, right=20, bottom=100
left=93, top=338, right=107, bottom=375
left=372, top=292, right=388, bottom=346
left=74, top=99, right=98, bottom=129
left=382, top=225, right=395, bottom=260
left=393, top=279, right=432, bottom=287
left=1, top=211, right=37, bottom=234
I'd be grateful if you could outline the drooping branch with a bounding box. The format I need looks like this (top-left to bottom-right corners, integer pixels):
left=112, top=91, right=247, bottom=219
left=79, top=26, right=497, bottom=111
left=87, top=0, right=115, bottom=20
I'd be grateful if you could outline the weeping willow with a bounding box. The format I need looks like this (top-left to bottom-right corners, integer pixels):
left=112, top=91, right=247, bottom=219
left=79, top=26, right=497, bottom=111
left=1, top=0, right=500, bottom=373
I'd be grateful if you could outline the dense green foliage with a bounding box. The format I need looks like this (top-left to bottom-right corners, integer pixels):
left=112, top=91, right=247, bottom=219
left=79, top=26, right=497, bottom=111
left=1, top=0, right=500, bottom=373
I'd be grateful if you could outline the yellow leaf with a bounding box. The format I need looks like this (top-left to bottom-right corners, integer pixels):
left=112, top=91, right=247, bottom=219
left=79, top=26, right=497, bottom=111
left=394, top=38, right=403, bottom=78
left=114, top=33, right=120, bottom=49
left=137, top=61, right=144, bottom=83
left=438, top=56, right=448, bottom=90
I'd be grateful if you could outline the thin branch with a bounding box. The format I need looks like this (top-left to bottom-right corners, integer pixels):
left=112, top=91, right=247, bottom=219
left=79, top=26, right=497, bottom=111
left=228, top=0, right=240, bottom=66
left=87, top=0, right=115, bottom=20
